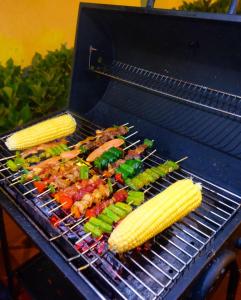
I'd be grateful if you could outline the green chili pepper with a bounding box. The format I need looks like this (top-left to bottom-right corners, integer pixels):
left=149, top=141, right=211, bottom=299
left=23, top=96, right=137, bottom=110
left=20, top=174, right=27, bottom=183
left=14, top=157, right=25, bottom=166
left=127, top=191, right=144, bottom=206
left=80, top=165, right=89, bottom=179
left=39, top=152, right=46, bottom=159
left=49, top=184, right=56, bottom=193
left=6, top=160, right=18, bottom=171
left=144, top=138, right=154, bottom=148
left=53, top=146, right=62, bottom=155
left=107, top=178, right=113, bottom=194
left=60, top=144, right=69, bottom=151
left=79, top=145, right=87, bottom=154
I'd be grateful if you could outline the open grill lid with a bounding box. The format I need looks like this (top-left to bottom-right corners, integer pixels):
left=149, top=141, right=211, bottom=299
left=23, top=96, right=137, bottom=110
left=69, top=3, right=241, bottom=195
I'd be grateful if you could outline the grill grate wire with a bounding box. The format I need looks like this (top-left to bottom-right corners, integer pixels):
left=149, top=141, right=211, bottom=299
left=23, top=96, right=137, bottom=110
left=0, top=112, right=240, bottom=299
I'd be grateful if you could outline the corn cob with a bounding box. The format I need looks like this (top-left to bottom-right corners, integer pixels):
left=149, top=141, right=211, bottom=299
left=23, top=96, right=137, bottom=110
left=108, top=179, right=202, bottom=253
left=5, top=114, right=76, bottom=150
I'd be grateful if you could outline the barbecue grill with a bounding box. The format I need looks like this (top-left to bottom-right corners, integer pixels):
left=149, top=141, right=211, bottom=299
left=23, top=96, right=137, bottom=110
left=0, top=2, right=241, bottom=299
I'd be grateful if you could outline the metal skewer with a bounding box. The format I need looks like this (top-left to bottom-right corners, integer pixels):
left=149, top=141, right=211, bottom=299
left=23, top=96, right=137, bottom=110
left=12, top=174, right=23, bottom=181
left=23, top=187, right=37, bottom=196
left=50, top=217, right=89, bottom=241
left=53, top=212, right=74, bottom=226
left=0, top=155, right=16, bottom=162
left=48, top=202, right=67, bottom=213
left=0, top=167, right=10, bottom=172
left=141, top=149, right=157, bottom=162
left=123, top=140, right=140, bottom=150
left=175, top=156, right=188, bottom=164
left=75, top=232, right=92, bottom=245
left=78, top=258, right=99, bottom=271
left=36, top=188, right=51, bottom=198
left=23, top=178, right=35, bottom=185
left=39, top=198, right=56, bottom=208
left=9, top=180, right=20, bottom=187
left=123, top=130, right=138, bottom=140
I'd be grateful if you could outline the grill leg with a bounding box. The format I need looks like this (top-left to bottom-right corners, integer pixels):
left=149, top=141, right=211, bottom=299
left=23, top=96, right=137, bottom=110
left=192, top=249, right=239, bottom=300
left=227, top=259, right=239, bottom=300
left=0, top=207, right=15, bottom=299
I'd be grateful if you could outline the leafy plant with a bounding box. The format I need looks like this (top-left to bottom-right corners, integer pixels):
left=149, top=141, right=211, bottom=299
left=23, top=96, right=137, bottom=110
left=179, top=0, right=241, bottom=14
left=0, top=45, right=73, bottom=134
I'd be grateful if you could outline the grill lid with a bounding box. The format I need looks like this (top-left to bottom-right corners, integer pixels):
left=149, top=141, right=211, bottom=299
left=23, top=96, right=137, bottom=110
left=69, top=4, right=241, bottom=194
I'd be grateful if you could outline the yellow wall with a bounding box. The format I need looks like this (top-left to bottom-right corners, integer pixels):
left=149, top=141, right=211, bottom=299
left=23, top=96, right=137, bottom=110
left=0, top=0, right=187, bottom=66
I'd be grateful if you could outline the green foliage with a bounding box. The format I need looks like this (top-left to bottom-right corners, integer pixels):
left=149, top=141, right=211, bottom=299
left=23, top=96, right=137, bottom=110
left=179, top=0, right=241, bottom=14
left=0, top=45, right=73, bottom=134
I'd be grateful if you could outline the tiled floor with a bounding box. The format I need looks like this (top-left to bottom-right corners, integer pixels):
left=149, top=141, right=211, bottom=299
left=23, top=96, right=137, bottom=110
left=0, top=211, right=240, bottom=300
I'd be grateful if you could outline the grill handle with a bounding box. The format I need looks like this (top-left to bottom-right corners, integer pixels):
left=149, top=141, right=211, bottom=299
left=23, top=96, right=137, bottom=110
left=145, top=0, right=239, bottom=13
left=228, top=0, right=239, bottom=14
left=146, top=0, right=155, bottom=8
left=192, top=250, right=239, bottom=300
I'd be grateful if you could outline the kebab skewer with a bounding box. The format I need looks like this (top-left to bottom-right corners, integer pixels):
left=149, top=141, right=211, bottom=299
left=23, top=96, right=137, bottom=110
left=37, top=145, right=155, bottom=213
left=76, top=157, right=188, bottom=239
left=21, top=139, right=141, bottom=197
left=1, top=124, right=130, bottom=172
left=51, top=156, right=186, bottom=240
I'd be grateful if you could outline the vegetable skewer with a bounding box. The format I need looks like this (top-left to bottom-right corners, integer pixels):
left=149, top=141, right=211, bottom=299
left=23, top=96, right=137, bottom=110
left=20, top=140, right=141, bottom=197
left=51, top=156, right=186, bottom=231
left=1, top=124, right=131, bottom=172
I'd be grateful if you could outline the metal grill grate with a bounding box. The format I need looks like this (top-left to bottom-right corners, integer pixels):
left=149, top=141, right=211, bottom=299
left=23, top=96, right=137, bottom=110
left=0, top=112, right=240, bottom=299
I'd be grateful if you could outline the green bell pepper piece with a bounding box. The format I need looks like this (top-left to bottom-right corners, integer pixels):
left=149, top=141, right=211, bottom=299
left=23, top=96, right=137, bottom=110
left=89, top=217, right=112, bottom=233
left=115, top=202, right=133, bottom=213
left=6, top=160, right=18, bottom=171
left=98, top=214, right=114, bottom=225
left=108, top=204, right=127, bottom=218
left=83, top=222, right=102, bottom=237
left=103, top=208, right=120, bottom=222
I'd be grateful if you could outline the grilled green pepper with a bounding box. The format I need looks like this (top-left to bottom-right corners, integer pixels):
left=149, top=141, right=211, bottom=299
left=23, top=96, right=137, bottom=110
left=108, top=204, right=127, bottom=218
left=83, top=222, right=102, bottom=237
left=98, top=214, right=114, bottom=225
left=89, top=217, right=112, bottom=233
left=126, top=191, right=144, bottom=206
left=6, top=160, right=18, bottom=171
left=80, top=165, right=89, bottom=179
left=103, top=207, right=120, bottom=222
left=115, top=202, right=133, bottom=213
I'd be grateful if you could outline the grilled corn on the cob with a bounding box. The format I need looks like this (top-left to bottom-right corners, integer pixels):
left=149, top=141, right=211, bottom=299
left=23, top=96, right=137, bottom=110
left=5, top=114, right=76, bottom=150
left=108, top=179, right=202, bottom=253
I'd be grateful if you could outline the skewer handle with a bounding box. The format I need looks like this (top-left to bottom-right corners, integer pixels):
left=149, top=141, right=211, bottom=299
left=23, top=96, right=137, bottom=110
left=175, top=156, right=188, bottom=164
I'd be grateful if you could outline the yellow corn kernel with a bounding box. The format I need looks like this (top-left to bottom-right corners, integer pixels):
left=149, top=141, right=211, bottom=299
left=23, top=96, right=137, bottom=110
left=108, top=179, right=202, bottom=253
left=5, top=114, right=76, bottom=150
